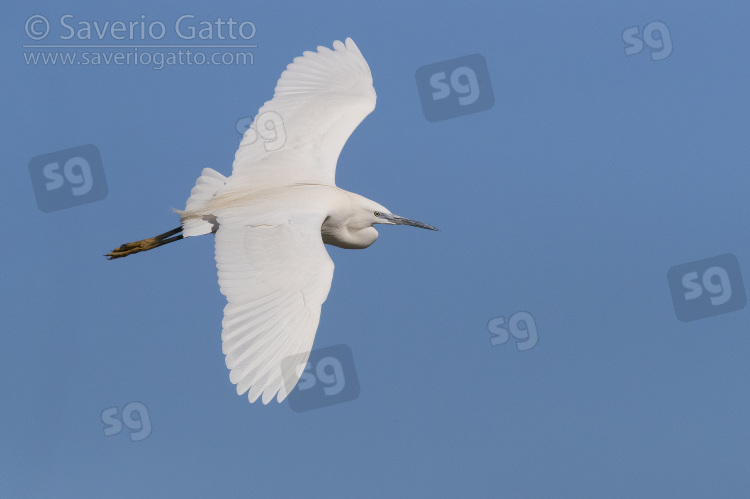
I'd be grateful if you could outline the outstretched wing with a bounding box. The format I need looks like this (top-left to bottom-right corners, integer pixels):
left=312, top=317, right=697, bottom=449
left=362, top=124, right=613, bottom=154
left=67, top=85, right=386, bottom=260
left=214, top=212, right=334, bottom=403
left=231, top=38, right=376, bottom=188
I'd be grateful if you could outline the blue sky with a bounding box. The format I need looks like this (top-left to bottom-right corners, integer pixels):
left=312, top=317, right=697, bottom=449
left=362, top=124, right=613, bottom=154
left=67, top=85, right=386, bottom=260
left=4, top=0, right=750, bottom=496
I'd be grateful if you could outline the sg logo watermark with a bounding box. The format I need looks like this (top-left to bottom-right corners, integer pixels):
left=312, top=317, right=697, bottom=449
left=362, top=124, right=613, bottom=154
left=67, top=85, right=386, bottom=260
left=28, top=144, right=107, bottom=212
left=488, top=311, right=538, bottom=351
left=415, top=54, right=494, bottom=122
left=667, top=254, right=746, bottom=322
left=283, top=344, right=360, bottom=412
left=235, top=111, right=286, bottom=150
left=101, top=401, right=151, bottom=442
left=622, top=21, right=673, bottom=61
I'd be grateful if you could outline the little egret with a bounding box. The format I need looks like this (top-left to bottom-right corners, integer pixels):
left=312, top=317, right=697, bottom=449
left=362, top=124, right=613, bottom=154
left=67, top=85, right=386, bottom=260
left=106, top=38, right=437, bottom=404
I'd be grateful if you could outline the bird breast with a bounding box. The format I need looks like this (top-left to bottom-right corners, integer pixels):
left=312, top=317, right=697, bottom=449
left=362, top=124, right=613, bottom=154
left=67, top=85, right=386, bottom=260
left=321, top=219, right=378, bottom=249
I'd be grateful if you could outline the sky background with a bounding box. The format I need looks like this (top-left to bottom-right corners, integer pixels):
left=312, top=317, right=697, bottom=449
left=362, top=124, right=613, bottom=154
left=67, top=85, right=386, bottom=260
left=4, top=0, right=750, bottom=497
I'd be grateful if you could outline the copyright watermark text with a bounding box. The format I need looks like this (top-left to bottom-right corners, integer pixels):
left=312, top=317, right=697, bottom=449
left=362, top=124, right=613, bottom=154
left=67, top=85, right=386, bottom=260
left=23, top=14, right=257, bottom=70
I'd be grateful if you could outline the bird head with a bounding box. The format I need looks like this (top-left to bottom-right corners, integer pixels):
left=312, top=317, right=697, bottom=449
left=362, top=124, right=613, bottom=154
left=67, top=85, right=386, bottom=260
left=356, top=197, right=438, bottom=231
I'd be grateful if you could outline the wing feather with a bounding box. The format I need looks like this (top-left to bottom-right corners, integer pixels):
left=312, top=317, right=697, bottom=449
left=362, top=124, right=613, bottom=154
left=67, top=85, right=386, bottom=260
left=214, top=212, right=334, bottom=404
left=231, top=38, right=376, bottom=188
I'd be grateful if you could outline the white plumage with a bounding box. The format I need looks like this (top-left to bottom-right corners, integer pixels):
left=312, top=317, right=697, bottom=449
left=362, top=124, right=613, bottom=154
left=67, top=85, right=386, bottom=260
left=231, top=38, right=377, bottom=187
left=185, top=38, right=377, bottom=404
left=108, top=38, right=437, bottom=404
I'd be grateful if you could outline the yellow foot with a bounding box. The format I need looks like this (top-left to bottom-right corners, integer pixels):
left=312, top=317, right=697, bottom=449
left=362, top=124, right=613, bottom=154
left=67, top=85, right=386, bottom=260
left=105, top=227, right=183, bottom=260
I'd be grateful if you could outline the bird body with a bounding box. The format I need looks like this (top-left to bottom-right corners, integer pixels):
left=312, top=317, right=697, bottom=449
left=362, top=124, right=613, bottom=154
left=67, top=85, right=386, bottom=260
left=107, top=38, right=436, bottom=404
left=181, top=181, right=384, bottom=249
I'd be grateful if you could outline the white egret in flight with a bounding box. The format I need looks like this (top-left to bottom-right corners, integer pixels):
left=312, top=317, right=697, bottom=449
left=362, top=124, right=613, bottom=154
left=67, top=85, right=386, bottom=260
left=106, top=38, right=437, bottom=404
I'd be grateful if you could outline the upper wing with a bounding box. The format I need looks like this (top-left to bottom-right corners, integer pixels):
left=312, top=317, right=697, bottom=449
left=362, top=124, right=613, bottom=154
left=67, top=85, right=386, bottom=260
left=215, top=212, right=334, bottom=404
left=231, top=38, right=376, bottom=188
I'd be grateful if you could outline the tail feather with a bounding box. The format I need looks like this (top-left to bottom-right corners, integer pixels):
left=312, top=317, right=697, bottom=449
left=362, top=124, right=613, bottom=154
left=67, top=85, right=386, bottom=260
left=178, top=168, right=227, bottom=237
left=106, top=168, right=227, bottom=260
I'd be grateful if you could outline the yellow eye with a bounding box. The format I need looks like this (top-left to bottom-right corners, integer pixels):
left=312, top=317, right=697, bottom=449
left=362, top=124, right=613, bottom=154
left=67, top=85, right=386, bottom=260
left=374, top=211, right=381, bottom=217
